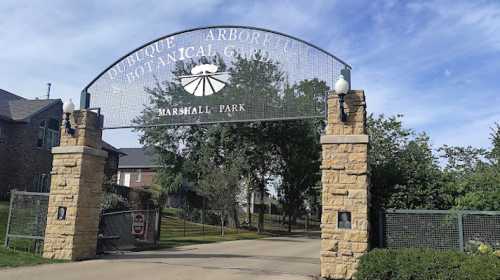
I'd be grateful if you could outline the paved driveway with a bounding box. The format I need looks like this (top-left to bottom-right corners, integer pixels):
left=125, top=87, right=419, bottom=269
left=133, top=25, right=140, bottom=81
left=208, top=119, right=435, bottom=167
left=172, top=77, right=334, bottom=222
left=0, top=234, right=320, bottom=280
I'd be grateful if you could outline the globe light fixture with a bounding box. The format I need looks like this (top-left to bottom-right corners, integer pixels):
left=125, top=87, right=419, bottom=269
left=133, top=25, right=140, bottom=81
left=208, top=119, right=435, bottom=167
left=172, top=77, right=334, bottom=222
left=334, top=75, right=349, bottom=122
left=62, top=99, right=75, bottom=136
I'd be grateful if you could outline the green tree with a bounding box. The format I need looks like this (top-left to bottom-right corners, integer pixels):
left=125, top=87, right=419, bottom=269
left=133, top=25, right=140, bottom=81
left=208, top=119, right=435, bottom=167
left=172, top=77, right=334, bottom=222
left=226, top=53, right=285, bottom=233
left=369, top=114, right=500, bottom=211
left=134, top=53, right=331, bottom=233
left=270, top=79, right=326, bottom=231
left=439, top=124, right=500, bottom=211
left=195, top=125, right=243, bottom=236
left=273, top=119, right=322, bottom=232
left=368, top=114, right=448, bottom=209
left=488, top=122, right=500, bottom=164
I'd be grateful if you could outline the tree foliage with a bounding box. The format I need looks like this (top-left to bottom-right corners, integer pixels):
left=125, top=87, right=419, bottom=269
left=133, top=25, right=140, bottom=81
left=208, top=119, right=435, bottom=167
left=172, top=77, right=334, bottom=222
left=134, top=49, right=500, bottom=221
left=369, top=115, right=500, bottom=211
left=134, top=54, right=324, bottom=232
left=273, top=118, right=322, bottom=231
left=194, top=125, right=243, bottom=236
left=438, top=123, right=500, bottom=211
left=368, top=114, right=446, bottom=209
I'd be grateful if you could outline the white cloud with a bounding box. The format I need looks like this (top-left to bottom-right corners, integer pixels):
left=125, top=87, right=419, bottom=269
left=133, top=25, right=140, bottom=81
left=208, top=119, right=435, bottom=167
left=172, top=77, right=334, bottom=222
left=0, top=0, right=224, bottom=100
left=1, top=0, right=499, bottom=149
left=341, top=0, right=500, bottom=149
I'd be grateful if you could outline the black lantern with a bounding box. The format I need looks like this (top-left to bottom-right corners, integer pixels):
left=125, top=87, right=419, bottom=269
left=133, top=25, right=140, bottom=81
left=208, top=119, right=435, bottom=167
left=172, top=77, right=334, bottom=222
left=62, top=99, right=75, bottom=136
left=334, top=75, right=349, bottom=122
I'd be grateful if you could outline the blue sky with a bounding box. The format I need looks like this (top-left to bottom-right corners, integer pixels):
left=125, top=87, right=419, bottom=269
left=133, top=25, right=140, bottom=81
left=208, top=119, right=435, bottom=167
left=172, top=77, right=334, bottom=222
left=1, top=0, right=499, bottom=149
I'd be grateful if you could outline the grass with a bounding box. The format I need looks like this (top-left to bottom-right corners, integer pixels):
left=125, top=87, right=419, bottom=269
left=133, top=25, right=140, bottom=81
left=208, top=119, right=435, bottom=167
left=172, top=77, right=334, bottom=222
left=158, top=207, right=321, bottom=248
left=0, top=203, right=271, bottom=267
left=241, top=212, right=321, bottom=232
left=0, top=201, right=8, bottom=242
left=159, top=210, right=269, bottom=248
left=0, top=201, right=63, bottom=268
left=0, top=247, right=64, bottom=268
left=159, top=231, right=266, bottom=248
left=164, top=207, right=321, bottom=233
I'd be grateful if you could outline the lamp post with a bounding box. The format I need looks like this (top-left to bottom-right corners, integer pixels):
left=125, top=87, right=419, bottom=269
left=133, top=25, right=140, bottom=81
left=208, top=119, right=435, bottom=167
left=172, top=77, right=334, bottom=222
left=62, top=99, right=75, bottom=136
left=334, top=75, right=349, bottom=122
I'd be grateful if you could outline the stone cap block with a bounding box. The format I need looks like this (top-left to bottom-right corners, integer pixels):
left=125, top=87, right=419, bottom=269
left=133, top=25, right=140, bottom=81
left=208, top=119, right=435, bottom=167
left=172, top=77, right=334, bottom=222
left=52, top=146, right=108, bottom=158
left=321, top=135, right=369, bottom=144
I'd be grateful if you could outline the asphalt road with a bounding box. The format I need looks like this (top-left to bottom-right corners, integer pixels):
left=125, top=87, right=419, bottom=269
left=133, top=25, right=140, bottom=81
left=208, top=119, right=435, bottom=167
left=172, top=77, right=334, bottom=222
left=0, top=234, right=320, bottom=280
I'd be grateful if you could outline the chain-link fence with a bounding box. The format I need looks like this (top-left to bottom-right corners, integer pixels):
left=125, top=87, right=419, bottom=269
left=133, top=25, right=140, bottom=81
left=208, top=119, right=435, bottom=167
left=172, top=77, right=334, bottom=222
left=4, top=190, right=49, bottom=254
left=378, top=209, right=500, bottom=251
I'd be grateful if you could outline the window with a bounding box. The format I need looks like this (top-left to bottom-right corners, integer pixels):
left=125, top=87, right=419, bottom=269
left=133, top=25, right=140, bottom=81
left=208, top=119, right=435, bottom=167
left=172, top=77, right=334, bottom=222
left=37, top=120, right=46, bottom=147
left=123, top=173, right=131, bottom=187
left=136, top=169, right=142, bottom=183
left=32, top=173, right=50, bottom=192
left=38, top=119, right=59, bottom=149
left=46, top=118, right=60, bottom=149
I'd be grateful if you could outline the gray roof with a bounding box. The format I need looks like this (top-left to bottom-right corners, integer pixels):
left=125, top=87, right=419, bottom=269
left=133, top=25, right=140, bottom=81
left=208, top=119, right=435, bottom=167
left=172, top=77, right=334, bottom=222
left=102, top=141, right=126, bottom=156
left=1, top=89, right=125, bottom=157
left=118, top=148, right=158, bottom=168
left=0, top=89, right=24, bottom=102
left=0, top=89, right=61, bottom=122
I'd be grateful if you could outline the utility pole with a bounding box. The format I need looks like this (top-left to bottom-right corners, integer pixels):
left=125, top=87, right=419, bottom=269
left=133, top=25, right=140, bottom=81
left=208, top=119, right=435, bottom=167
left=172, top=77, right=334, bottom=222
left=46, top=83, right=51, bottom=99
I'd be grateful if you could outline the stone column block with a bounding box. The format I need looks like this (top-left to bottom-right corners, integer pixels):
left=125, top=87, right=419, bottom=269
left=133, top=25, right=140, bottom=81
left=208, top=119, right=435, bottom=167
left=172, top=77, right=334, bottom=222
left=43, top=110, right=107, bottom=261
left=320, top=90, right=370, bottom=279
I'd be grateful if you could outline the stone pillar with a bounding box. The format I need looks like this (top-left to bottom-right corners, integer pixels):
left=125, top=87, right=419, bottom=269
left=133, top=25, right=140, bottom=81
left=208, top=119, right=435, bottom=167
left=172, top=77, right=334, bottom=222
left=320, top=90, right=369, bottom=279
left=43, top=110, right=107, bottom=260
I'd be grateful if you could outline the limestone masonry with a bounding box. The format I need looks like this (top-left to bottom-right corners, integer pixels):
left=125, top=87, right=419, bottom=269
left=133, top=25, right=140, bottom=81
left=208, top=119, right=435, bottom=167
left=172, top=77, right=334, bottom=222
left=320, top=91, right=370, bottom=279
left=41, top=91, right=371, bottom=272
left=43, top=110, right=107, bottom=260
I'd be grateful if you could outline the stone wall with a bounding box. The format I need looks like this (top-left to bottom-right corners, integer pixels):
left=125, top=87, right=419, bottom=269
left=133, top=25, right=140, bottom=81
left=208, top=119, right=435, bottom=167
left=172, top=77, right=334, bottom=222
left=320, top=90, right=369, bottom=279
left=43, top=110, right=107, bottom=260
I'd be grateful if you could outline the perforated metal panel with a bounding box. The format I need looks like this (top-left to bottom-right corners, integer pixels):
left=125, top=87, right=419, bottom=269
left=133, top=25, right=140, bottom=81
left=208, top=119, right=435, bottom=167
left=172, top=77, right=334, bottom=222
left=380, top=210, right=500, bottom=251
left=83, top=26, right=351, bottom=128
left=463, top=213, right=500, bottom=249
left=383, top=211, right=460, bottom=250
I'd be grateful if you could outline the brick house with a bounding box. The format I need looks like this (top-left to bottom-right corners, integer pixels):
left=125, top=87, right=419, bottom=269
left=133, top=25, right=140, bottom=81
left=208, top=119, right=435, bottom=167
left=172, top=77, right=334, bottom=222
left=0, top=89, right=122, bottom=199
left=117, top=148, right=158, bottom=189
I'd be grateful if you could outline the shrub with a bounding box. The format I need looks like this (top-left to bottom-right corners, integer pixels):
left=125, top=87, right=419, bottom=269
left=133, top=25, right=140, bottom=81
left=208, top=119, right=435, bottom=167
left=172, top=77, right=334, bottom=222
left=102, top=192, right=129, bottom=211
left=355, top=248, right=500, bottom=280
left=465, top=240, right=497, bottom=256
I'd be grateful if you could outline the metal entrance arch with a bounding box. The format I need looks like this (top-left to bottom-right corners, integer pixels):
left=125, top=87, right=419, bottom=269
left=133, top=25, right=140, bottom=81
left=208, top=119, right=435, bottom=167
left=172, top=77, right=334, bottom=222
left=80, top=25, right=351, bottom=129
left=40, top=26, right=369, bottom=280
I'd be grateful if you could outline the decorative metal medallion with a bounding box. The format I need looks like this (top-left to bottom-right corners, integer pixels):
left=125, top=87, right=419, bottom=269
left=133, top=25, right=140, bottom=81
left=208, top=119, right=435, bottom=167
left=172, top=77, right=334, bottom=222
left=82, top=26, right=351, bottom=128
left=179, top=64, right=228, bottom=96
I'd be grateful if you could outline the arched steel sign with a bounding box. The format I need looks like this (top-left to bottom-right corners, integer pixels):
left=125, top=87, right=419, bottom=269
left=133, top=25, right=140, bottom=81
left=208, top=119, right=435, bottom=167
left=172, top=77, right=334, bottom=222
left=82, top=26, right=351, bottom=128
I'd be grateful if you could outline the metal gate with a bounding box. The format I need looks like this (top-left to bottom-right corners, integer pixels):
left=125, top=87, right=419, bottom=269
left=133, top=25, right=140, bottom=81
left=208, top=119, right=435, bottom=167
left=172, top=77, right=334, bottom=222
left=4, top=190, right=49, bottom=254
left=98, top=209, right=160, bottom=252
left=4, top=191, right=160, bottom=254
